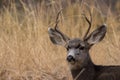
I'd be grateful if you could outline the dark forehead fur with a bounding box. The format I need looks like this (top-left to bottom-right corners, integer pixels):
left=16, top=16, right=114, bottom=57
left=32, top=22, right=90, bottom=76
left=67, top=38, right=85, bottom=47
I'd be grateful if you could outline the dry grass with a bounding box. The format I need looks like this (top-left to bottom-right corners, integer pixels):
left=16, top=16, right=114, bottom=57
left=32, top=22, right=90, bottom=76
left=0, top=0, right=119, bottom=80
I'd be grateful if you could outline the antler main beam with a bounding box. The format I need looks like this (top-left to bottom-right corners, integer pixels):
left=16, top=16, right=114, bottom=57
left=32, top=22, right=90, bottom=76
left=83, top=9, right=92, bottom=40
left=54, top=9, right=70, bottom=41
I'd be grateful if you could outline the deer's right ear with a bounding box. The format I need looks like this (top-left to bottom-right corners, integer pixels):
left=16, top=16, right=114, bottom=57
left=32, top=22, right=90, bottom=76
left=48, top=28, right=69, bottom=46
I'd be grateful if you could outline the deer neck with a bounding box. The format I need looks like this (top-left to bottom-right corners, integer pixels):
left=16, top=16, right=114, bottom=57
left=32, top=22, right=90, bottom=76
left=70, top=57, right=95, bottom=80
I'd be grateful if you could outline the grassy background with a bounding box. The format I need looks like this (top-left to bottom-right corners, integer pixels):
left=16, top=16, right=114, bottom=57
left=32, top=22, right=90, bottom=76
left=0, top=0, right=119, bottom=80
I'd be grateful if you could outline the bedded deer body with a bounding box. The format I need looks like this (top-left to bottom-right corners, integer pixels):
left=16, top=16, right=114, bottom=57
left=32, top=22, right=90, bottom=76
left=65, top=38, right=120, bottom=80
left=48, top=10, right=120, bottom=80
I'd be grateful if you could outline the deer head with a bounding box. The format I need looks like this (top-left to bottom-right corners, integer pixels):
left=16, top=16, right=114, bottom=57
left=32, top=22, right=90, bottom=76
left=48, top=10, right=107, bottom=69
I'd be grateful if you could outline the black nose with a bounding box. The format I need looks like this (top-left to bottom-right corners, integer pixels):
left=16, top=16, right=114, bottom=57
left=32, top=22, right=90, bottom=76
left=67, top=55, right=75, bottom=62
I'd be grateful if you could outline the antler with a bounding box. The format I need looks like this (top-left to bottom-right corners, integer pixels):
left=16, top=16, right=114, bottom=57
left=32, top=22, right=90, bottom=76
left=54, top=9, right=61, bottom=30
left=83, top=9, right=92, bottom=40
left=54, top=9, right=70, bottom=41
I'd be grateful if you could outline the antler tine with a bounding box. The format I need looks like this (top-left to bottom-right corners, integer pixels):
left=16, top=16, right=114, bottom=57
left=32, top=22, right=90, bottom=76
left=83, top=9, right=92, bottom=40
left=54, top=9, right=62, bottom=30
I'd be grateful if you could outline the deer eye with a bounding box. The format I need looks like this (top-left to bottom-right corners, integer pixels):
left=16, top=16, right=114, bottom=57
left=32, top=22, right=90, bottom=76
left=79, top=46, right=85, bottom=50
left=66, top=46, right=70, bottom=51
left=66, top=47, right=69, bottom=51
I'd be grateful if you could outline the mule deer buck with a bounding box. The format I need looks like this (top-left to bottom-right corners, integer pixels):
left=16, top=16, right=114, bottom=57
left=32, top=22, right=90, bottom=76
left=48, top=10, right=120, bottom=80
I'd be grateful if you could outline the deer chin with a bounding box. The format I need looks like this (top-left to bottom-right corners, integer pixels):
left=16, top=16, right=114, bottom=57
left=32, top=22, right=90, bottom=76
left=68, top=60, right=83, bottom=70
left=69, top=61, right=76, bottom=65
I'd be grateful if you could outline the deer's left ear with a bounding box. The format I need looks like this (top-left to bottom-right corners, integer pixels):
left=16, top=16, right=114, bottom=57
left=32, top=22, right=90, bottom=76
left=85, top=24, right=107, bottom=46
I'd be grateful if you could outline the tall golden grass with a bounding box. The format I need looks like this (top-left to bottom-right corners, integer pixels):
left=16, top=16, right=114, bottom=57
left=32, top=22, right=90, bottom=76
left=0, top=0, right=119, bottom=80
